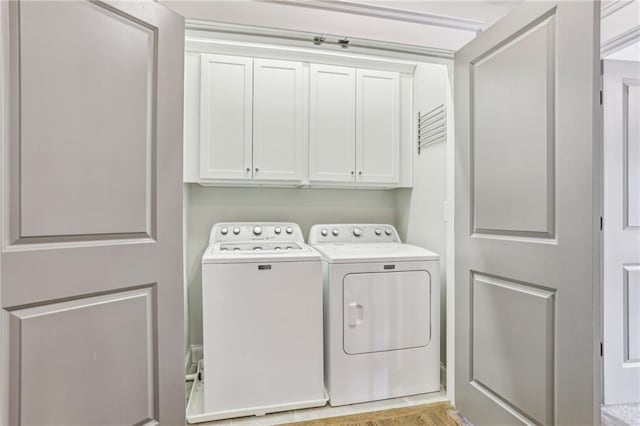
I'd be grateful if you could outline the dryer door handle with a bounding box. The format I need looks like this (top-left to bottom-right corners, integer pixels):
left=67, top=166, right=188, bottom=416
left=347, top=302, right=364, bottom=327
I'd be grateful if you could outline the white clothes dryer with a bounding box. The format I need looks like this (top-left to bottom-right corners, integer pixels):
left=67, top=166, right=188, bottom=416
left=309, top=224, right=440, bottom=406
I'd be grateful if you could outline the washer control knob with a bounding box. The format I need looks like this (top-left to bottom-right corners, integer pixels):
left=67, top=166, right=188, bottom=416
left=321, top=229, right=328, bottom=236
left=375, top=229, right=381, bottom=236
left=385, top=229, right=392, bottom=236
left=353, top=227, right=363, bottom=237
left=221, top=227, right=228, bottom=235
left=332, top=228, right=339, bottom=236
left=233, top=227, right=240, bottom=235
left=253, top=226, right=262, bottom=236
left=274, top=227, right=281, bottom=234
left=286, top=227, right=293, bottom=234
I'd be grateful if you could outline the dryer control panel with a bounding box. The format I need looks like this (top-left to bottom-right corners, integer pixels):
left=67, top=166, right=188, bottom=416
left=209, top=222, right=304, bottom=244
left=308, top=224, right=400, bottom=244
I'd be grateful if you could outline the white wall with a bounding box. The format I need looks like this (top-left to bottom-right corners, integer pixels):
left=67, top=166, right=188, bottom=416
left=186, top=185, right=397, bottom=346
left=396, top=62, right=449, bottom=375
left=183, top=184, right=190, bottom=356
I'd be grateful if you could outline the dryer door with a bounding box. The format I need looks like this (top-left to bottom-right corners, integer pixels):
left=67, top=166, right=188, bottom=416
left=343, top=270, right=430, bottom=355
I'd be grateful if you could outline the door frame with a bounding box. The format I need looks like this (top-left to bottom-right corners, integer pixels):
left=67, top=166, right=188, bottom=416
left=600, top=58, right=640, bottom=405
left=1, top=1, right=10, bottom=422
left=445, top=60, right=457, bottom=405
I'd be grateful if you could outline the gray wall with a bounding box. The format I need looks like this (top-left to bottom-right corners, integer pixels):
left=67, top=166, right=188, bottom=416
left=185, top=185, right=397, bottom=346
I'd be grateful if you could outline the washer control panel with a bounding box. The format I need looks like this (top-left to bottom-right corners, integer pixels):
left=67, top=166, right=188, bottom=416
left=308, top=224, right=400, bottom=244
left=210, top=222, right=303, bottom=244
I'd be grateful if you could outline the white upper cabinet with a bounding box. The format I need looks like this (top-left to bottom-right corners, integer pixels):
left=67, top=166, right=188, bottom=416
left=355, top=69, right=400, bottom=184
left=309, top=64, right=356, bottom=183
left=253, top=59, right=305, bottom=182
left=187, top=49, right=410, bottom=188
left=309, top=66, right=401, bottom=186
left=200, top=54, right=253, bottom=180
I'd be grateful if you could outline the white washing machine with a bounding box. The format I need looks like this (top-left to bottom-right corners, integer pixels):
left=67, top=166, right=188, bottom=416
left=309, top=224, right=440, bottom=406
left=194, top=222, right=327, bottom=423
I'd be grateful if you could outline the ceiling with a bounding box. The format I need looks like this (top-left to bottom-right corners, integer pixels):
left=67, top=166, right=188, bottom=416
left=345, top=0, right=520, bottom=29
left=352, top=0, right=640, bottom=59
left=164, top=0, right=639, bottom=57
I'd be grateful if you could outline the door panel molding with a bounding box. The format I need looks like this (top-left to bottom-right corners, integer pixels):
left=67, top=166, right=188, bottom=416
left=624, top=264, right=640, bottom=363
left=468, top=381, right=540, bottom=426
left=470, top=272, right=555, bottom=426
left=6, top=0, right=159, bottom=245
left=623, top=78, right=640, bottom=229
left=470, top=10, right=556, bottom=240
left=8, top=286, right=158, bottom=425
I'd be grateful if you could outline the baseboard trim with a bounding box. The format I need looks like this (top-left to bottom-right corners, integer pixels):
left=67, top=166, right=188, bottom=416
left=185, top=349, right=191, bottom=374
left=186, top=344, right=446, bottom=389
left=185, top=344, right=203, bottom=373
left=190, top=344, right=203, bottom=363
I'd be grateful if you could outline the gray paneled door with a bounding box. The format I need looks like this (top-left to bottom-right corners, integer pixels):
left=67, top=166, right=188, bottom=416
left=455, top=2, right=600, bottom=425
left=0, top=1, right=185, bottom=424
left=603, top=59, right=640, bottom=405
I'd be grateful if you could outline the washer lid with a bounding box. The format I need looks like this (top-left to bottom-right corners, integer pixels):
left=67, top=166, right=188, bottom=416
left=311, top=243, right=439, bottom=263
left=202, top=242, right=321, bottom=264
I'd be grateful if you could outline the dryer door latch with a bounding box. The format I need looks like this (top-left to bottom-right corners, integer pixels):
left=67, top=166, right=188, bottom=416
left=347, top=302, right=364, bottom=327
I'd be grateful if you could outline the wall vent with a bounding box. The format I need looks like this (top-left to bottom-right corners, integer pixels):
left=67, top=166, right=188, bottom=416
left=418, top=104, right=446, bottom=154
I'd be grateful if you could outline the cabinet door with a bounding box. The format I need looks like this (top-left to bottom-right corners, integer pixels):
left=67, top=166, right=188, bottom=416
left=343, top=271, right=430, bottom=355
left=253, top=59, right=305, bottom=181
left=309, top=64, right=356, bottom=182
left=355, top=69, right=400, bottom=184
left=1, top=1, right=184, bottom=424
left=200, top=54, right=253, bottom=180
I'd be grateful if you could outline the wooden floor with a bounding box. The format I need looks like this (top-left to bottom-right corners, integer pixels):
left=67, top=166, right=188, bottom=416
left=290, top=402, right=469, bottom=426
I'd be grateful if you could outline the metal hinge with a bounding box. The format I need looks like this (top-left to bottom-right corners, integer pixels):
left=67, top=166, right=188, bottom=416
left=601, top=216, right=603, bottom=231
left=601, top=342, right=604, bottom=357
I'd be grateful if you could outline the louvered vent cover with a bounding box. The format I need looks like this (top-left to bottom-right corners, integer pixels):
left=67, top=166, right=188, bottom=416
left=418, top=104, right=446, bottom=154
